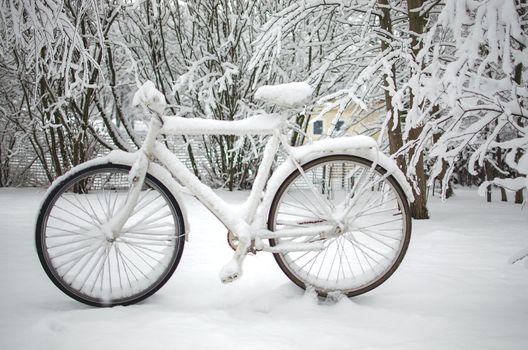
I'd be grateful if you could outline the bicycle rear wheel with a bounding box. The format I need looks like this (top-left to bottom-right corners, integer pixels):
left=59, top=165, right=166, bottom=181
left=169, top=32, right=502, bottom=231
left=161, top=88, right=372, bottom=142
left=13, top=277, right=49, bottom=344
left=268, top=155, right=411, bottom=297
left=36, top=164, right=185, bottom=307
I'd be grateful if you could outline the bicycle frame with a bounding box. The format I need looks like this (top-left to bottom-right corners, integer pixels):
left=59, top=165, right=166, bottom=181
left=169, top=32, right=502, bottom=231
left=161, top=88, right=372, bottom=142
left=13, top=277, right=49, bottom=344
left=104, top=110, right=414, bottom=244
left=109, top=113, right=327, bottom=249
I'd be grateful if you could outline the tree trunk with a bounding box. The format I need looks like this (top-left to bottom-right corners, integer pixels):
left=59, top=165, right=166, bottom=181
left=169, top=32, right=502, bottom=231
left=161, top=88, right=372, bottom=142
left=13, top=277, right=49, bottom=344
left=409, top=126, right=429, bottom=218
left=378, top=0, right=407, bottom=173
left=495, top=135, right=508, bottom=202
left=484, top=160, right=493, bottom=202
left=514, top=62, right=524, bottom=204
left=431, top=105, right=454, bottom=198
left=514, top=1, right=525, bottom=203
left=407, top=0, right=429, bottom=219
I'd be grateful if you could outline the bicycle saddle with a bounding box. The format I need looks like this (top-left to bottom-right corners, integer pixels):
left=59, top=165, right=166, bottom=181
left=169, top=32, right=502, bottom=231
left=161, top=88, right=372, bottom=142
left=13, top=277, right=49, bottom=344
left=254, top=82, right=313, bottom=109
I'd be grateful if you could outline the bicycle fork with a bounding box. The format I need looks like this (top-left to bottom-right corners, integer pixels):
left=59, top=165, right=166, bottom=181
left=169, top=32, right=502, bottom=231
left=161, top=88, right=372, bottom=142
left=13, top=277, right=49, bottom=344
left=103, top=118, right=162, bottom=241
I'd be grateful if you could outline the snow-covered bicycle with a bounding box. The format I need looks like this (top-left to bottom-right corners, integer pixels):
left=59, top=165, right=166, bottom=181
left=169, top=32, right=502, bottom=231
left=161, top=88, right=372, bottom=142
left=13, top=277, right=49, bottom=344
left=35, top=81, right=413, bottom=307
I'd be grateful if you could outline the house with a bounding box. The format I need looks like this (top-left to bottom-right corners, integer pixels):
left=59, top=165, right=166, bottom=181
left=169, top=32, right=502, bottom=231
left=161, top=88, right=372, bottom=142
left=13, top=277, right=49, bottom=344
left=306, top=100, right=385, bottom=140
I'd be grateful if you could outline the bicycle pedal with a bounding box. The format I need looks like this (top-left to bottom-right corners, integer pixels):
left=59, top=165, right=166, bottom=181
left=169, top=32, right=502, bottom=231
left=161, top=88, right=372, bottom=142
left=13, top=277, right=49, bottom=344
left=219, top=259, right=242, bottom=284
left=220, top=272, right=240, bottom=284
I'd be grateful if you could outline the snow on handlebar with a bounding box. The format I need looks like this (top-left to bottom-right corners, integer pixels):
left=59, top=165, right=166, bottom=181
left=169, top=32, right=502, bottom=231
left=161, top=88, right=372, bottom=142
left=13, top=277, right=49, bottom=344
left=132, top=80, right=167, bottom=115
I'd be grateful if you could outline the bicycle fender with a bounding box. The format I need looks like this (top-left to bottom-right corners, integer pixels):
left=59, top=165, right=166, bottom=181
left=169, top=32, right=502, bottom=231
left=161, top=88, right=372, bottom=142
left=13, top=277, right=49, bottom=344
left=40, top=150, right=191, bottom=241
left=254, top=136, right=414, bottom=230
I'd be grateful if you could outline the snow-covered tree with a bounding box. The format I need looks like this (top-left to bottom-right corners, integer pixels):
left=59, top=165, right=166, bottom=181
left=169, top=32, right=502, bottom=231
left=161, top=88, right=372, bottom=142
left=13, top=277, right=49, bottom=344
left=1, top=0, right=526, bottom=229
left=0, top=0, right=124, bottom=180
left=404, top=0, right=527, bottom=204
left=400, top=0, right=527, bottom=263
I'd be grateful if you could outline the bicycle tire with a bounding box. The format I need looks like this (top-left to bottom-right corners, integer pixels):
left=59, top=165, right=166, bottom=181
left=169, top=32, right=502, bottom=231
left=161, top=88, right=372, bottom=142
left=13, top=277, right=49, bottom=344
left=36, top=163, right=185, bottom=307
left=268, top=155, right=411, bottom=297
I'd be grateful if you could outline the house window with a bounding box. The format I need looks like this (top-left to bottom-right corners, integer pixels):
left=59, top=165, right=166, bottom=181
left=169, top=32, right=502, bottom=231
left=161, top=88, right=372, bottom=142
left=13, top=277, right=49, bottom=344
left=313, top=120, right=323, bottom=135
left=335, top=120, right=344, bottom=131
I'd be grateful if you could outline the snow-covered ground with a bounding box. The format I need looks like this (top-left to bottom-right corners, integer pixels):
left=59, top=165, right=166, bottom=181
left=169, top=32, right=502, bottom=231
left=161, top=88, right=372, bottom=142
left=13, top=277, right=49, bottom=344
left=0, top=187, right=526, bottom=350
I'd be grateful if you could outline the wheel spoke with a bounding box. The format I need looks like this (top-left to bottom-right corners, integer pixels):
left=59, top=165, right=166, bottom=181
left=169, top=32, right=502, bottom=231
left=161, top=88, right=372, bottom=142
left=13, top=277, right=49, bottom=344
left=284, top=190, right=323, bottom=218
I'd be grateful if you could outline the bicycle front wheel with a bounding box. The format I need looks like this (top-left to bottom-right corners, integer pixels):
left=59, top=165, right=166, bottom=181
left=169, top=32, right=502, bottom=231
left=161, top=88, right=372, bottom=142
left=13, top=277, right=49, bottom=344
left=268, top=155, right=411, bottom=297
left=36, top=164, right=185, bottom=307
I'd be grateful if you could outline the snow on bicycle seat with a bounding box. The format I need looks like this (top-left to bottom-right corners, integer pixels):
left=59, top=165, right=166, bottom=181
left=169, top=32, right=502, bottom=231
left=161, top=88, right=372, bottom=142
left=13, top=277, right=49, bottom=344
left=254, top=82, right=313, bottom=108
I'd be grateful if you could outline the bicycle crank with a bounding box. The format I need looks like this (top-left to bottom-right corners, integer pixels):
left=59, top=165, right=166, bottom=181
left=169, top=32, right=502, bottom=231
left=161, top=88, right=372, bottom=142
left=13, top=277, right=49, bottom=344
left=227, top=230, right=256, bottom=254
